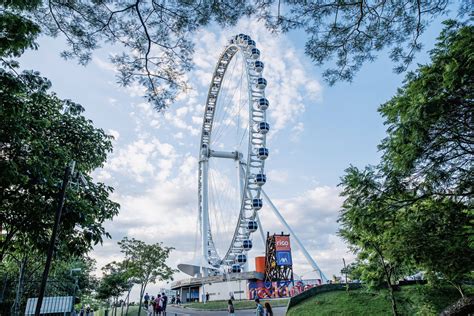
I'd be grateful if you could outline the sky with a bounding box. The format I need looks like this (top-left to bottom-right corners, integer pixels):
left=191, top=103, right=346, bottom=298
left=18, top=9, right=456, bottom=300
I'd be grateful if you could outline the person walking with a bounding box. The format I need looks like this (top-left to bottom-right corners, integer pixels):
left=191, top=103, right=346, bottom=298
left=155, top=294, right=163, bottom=316
left=227, top=299, right=235, bottom=316
left=147, top=302, right=154, bottom=316
left=161, top=292, right=168, bottom=316
left=150, top=296, right=156, bottom=316
left=255, top=298, right=264, bottom=316
left=264, top=302, right=273, bottom=316
left=144, top=292, right=150, bottom=308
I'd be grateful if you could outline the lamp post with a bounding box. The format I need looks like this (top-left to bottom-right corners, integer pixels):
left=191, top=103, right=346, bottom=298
left=70, top=268, right=81, bottom=313
left=35, top=161, right=75, bottom=316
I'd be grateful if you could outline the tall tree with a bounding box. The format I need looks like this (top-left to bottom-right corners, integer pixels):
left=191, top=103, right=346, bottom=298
left=1, top=1, right=469, bottom=110
left=0, top=68, right=120, bottom=261
left=339, top=21, right=473, bottom=310
left=339, top=165, right=407, bottom=315
left=117, top=237, right=175, bottom=316
left=96, top=262, right=130, bottom=316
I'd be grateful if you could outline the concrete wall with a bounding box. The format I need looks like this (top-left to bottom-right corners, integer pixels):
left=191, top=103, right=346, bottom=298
left=199, top=280, right=249, bottom=302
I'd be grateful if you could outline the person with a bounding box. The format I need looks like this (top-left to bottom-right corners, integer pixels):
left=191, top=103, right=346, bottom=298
left=176, top=295, right=181, bottom=305
left=205, top=292, right=210, bottom=302
left=150, top=296, right=156, bottom=316
left=227, top=299, right=235, bottom=316
left=144, top=292, right=150, bottom=308
left=161, top=292, right=168, bottom=315
left=79, top=307, right=84, bottom=316
left=264, top=302, right=273, bottom=316
left=171, top=296, right=175, bottom=304
left=255, top=298, right=264, bottom=316
left=147, top=302, right=154, bottom=316
left=85, top=305, right=90, bottom=316
left=155, top=294, right=163, bottom=316
left=90, top=310, right=94, bottom=316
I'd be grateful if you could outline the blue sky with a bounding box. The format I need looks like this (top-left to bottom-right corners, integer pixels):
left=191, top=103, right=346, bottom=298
left=18, top=10, right=454, bottom=298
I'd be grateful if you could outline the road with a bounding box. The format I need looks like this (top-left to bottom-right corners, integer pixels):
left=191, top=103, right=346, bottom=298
left=164, top=305, right=287, bottom=316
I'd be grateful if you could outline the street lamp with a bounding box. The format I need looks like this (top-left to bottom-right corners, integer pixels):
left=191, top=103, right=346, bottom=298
left=70, top=268, right=82, bottom=314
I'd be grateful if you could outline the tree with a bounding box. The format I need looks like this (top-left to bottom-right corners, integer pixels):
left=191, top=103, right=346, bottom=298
left=339, top=166, right=407, bottom=315
left=339, top=21, right=473, bottom=312
left=117, top=237, right=175, bottom=316
left=0, top=68, right=120, bottom=261
left=1, top=1, right=469, bottom=110
left=378, top=20, right=473, bottom=202
left=96, top=262, right=130, bottom=316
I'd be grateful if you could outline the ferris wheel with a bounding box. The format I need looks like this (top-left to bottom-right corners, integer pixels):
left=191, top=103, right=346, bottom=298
left=196, top=34, right=326, bottom=281
left=198, top=33, right=269, bottom=274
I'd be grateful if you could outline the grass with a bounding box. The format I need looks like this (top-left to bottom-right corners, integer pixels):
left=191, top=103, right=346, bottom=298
left=287, top=285, right=473, bottom=316
left=94, top=305, right=147, bottom=316
left=184, top=298, right=289, bottom=310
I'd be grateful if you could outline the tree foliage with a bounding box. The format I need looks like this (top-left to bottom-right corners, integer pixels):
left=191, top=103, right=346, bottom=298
left=338, top=21, right=473, bottom=312
left=0, top=68, right=120, bottom=260
left=117, top=237, right=175, bottom=316
left=95, top=262, right=130, bottom=305
left=1, top=0, right=470, bottom=110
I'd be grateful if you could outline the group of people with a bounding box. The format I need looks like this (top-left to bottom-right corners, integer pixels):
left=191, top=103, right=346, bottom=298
left=227, top=298, right=273, bottom=316
left=143, top=292, right=168, bottom=316
left=77, top=305, right=94, bottom=316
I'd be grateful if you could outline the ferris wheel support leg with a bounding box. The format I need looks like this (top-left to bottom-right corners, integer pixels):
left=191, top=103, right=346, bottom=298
left=200, top=159, right=209, bottom=279
left=255, top=212, right=266, bottom=248
left=261, top=189, right=328, bottom=282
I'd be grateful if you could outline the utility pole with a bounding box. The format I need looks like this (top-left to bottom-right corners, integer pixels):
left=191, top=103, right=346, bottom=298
left=35, top=161, right=75, bottom=316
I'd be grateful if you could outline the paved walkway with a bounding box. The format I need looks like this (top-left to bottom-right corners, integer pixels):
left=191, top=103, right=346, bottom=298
left=165, top=305, right=286, bottom=316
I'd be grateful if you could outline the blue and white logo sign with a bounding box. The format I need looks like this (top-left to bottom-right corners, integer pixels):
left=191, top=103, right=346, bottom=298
left=276, top=251, right=292, bottom=266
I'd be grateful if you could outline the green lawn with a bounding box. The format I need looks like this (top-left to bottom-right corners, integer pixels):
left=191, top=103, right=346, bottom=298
left=184, top=298, right=289, bottom=310
left=94, top=305, right=147, bottom=316
left=287, top=285, right=472, bottom=316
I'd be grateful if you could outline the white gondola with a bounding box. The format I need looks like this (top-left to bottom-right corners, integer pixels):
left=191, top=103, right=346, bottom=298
left=257, top=98, right=269, bottom=110
left=242, top=240, right=253, bottom=250
left=231, top=264, right=241, bottom=273
left=250, top=48, right=260, bottom=59
left=236, top=254, right=247, bottom=263
left=256, top=77, right=267, bottom=90
left=247, top=220, right=258, bottom=232
left=247, top=40, right=256, bottom=50
left=254, top=173, right=266, bottom=186
left=253, top=61, right=264, bottom=73
left=257, top=122, right=270, bottom=134
left=257, top=147, right=269, bottom=160
left=252, top=198, right=263, bottom=210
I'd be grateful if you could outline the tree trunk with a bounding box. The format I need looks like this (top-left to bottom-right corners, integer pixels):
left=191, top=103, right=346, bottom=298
left=124, top=286, right=132, bottom=316
left=451, top=281, right=465, bottom=298
left=374, top=246, right=398, bottom=316
left=137, top=281, right=148, bottom=316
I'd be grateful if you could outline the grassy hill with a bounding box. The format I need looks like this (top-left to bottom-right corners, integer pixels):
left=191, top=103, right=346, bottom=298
left=287, top=285, right=472, bottom=316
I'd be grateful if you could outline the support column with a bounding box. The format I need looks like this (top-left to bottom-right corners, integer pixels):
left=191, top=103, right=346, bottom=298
left=200, top=158, right=209, bottom=278
left=261, top=189, right=327, bottom=281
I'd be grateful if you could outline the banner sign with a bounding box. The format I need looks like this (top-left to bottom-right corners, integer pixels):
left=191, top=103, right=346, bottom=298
left=275, top=236, right=291, bottom=251
left=276, top=251, right=292, bottom=266
left=248, top=279, right=322, bottom=299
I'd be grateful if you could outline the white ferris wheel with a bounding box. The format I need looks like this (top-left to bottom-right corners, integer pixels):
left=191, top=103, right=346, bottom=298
left=196, top=34, right=326, bottom=281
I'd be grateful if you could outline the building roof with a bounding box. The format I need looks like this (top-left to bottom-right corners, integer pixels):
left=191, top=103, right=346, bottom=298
left=171, top=271, right=264, bottom=290
left=25, top=296, right=73, bottom=315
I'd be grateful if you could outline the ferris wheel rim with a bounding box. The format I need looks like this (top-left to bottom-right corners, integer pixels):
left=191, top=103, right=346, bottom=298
left=198, top=34, right=269, bottom=270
